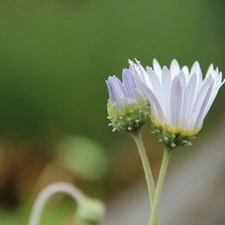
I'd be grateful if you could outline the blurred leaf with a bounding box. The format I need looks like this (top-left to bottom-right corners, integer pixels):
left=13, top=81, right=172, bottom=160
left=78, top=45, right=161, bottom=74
left=56, top=136, right=109, bottom=180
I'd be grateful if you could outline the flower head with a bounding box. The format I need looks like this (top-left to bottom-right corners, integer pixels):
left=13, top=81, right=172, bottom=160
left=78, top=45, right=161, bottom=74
left=130, top=59, right=224, bottom=147
left=76, top=196, right=105, bottom=225
left=106, top=67, right=150, bottom=133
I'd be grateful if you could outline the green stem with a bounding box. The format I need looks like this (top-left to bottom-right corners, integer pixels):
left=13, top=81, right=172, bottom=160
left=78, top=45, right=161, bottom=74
left=28, top=182, right=83, bottom=225
left=149, top=146, right=172, bottom=225
left=131, top=132, right=159, bottom=225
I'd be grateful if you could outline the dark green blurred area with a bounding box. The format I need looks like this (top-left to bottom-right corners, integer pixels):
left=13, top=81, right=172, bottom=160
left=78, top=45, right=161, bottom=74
left=0, top=0, right=224, bottom=141
left=0, top=0, right=225, bottom=224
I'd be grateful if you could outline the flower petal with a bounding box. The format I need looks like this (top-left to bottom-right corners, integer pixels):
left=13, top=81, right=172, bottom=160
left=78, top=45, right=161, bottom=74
left=106, top=76, right=125, bottom=102
left=193, top=80, right=215, bottom=131
left=205, top=64, right=214, bottom=78
left=179, top=73, right=197, bottom=129
left=122, top=69, right=137, bottom=98
left=161, top=66, right=172, bottom=123
left=146, top=66, right=162, bottom=97
left=170, top=75, right=182, bottom=128
left=188, top=74, right=213, bottom=130
left=181, top=66, right=189, bottom=81
left=137, top=80, right=165, bottom=126
left=170, top=59, right=180, bottom=78
left=128, top=59, right=152, bottom=89
left=153, top=58, right=162, bottom=81
left=190, top=61, right=203, bottom=90
left=203, top=72, right=225, bottom=117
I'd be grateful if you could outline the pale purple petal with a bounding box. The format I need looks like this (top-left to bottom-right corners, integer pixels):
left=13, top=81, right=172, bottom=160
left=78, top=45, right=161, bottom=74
left=188, top=74, right=213, bottom=129
left=190, top=61, right=203, bottom=90
left=106, top=76, right=125, bottom=102
left=137, top=80, right=164, bottom=125
left=170, top=76, right=182, bottom=128
left=179, top=73, right=197, bottom=129
left=122, top=69, right=137, bottom=98
left=205, top=64, right=214, bottom=78
left=146, top=66, right=162, bottom=97
left=181, top=66, right=189, bottom=81
left=203, top=73, right=224, bottom=117
left=153, top=58, right=162, bottom=81
left=193, top=80, right=215, bottom=131
left=161, top=66, right=172, bottom=122
left=190, top=61, right=202, bottom=77
left=170, top=59, right=180, bottom=78
left=128, top=59, right=152, bottom=89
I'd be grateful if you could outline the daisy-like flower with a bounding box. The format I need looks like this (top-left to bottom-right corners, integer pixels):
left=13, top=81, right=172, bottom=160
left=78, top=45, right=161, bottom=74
left=129, top=59, right=224, bottom=148
left=106, top=68, right=150, bottom=133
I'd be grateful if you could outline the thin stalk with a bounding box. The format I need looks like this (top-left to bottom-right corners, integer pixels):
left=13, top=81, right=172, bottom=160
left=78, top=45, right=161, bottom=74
left=131, top=132, right=159, bottom=225
left=28, top=182, right=83, bottom=225
left=149, top=146, right=172, bottom=225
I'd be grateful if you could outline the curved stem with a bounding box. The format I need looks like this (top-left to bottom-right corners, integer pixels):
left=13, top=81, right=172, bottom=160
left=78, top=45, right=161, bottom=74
left=28, top=182, right=83, bottom=225
left=131, top=132, right=159, bottom=225
left=149, top=146, right=172, bottom=225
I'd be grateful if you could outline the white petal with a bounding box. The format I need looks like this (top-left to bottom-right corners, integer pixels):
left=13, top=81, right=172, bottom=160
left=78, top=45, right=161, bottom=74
left=190, top=61, right=203, bottom=91
left=190, top=61, right=202, bottom=77
left=210, top=70, right=218, bottom=83
left=137, top=80, right=164, bottom=125
left=180, top=73, right=197, bottom=129
left=175, top=72, right=186, bottom=127
left=216, top=72, right=223, bottom=87
left=178, top=71, right=186, bottom=89
left=146, top=67, right=162, bottom=97
left=203, top=73, right=224, bottom=117
left=128, top=59, right=143, bottom=80
left=188, top=74, right=213, bottom=130
left=131, top=59, right=153, bottom=89
left=170, top=76, right=182, bottom=128
left=193, top=80, right=215, bottom=130
left=161, top=66, right=172, bottom=123
left=181, top=66, right=189, bottom=82
left=205, top=64, right=214, bottom=78
left=170, top=59, right=180, bottom=78
left=135, top=58, right=149, bottom=78
left=153, top=59, right=162, bottom=81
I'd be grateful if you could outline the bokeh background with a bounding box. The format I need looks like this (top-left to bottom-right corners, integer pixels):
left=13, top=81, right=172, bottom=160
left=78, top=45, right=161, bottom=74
left=0, top=0, right=225, bottom=224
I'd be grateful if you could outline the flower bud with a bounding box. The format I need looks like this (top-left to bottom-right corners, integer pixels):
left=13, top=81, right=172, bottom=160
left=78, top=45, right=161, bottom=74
left=106, top=67, right=150, bottom=134
left=75, top=196, right=105, bottom=225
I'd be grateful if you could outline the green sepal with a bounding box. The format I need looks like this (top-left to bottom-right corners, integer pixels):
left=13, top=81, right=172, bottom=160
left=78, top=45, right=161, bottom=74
left=152, top=125, right=196, bottom=148
left=107, top=104, right=150, bottom=134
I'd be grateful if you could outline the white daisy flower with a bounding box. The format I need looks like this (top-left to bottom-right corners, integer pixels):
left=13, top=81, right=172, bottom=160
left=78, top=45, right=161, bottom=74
left=129, top=59, right=224, bottom=147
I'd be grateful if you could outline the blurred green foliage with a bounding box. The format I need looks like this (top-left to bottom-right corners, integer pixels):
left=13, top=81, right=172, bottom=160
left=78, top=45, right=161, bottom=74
left=0, top=0, right=224, bottom=143
left=56, top=136, right=109, bottom=180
